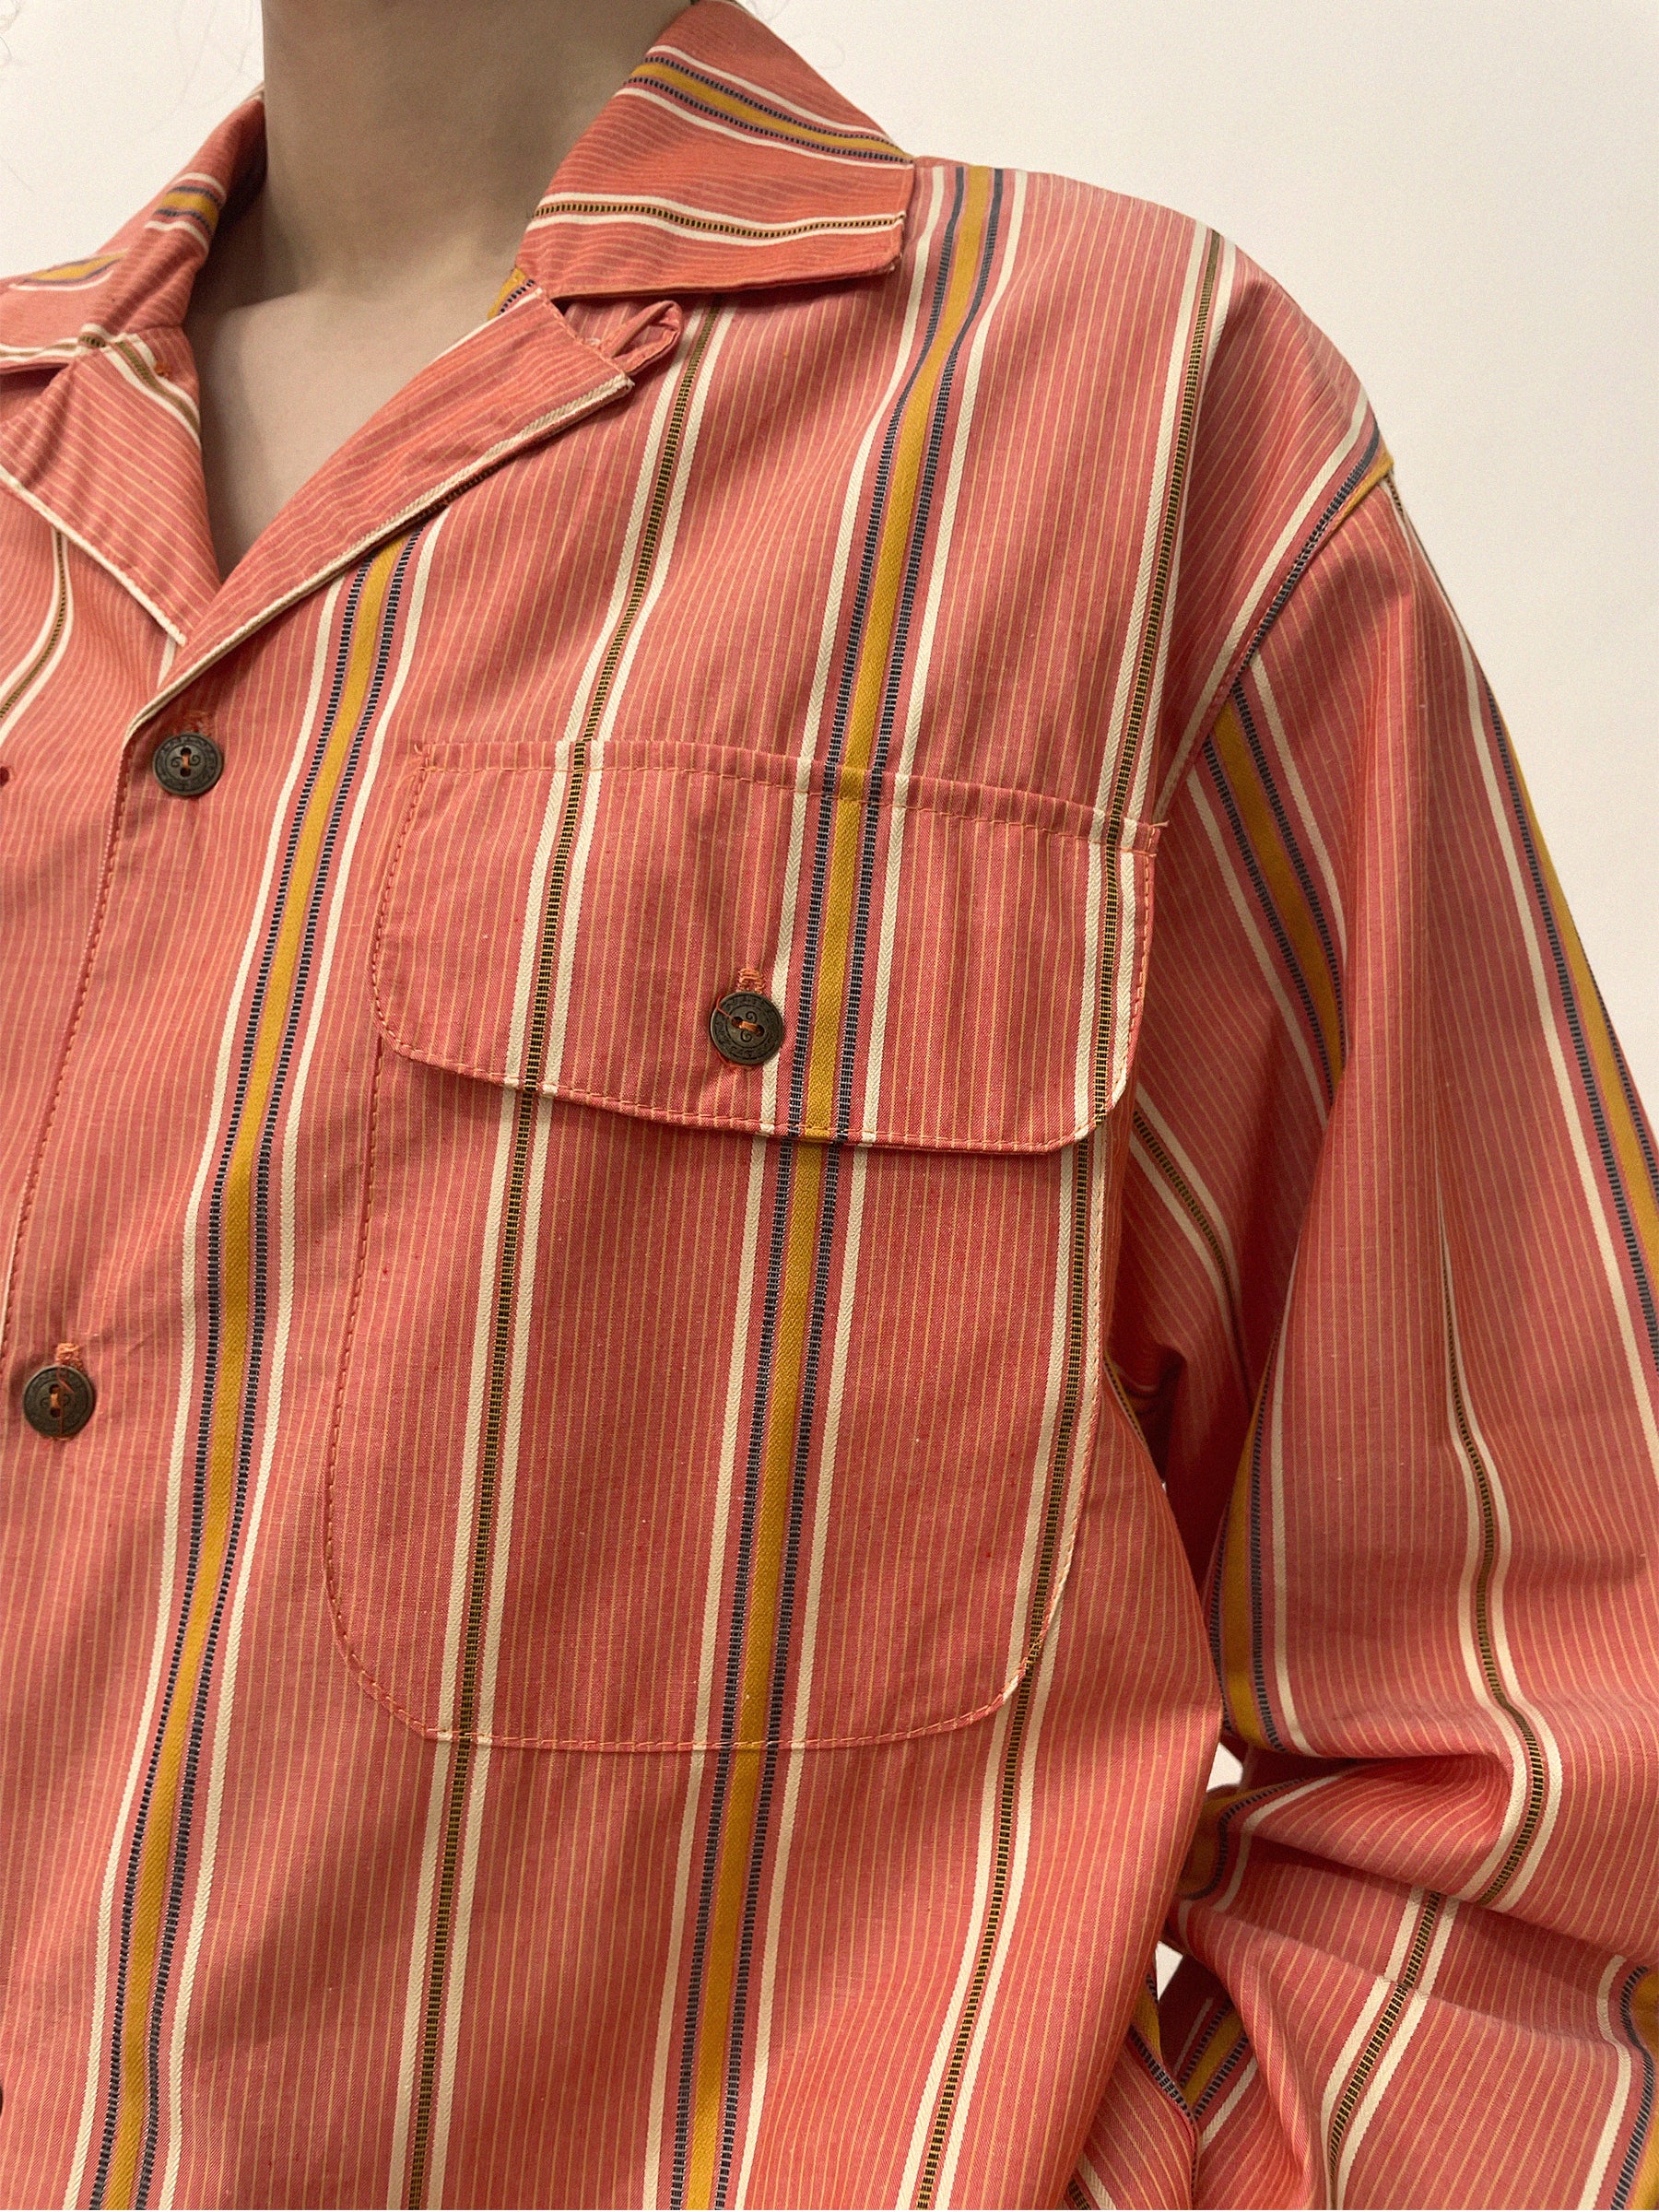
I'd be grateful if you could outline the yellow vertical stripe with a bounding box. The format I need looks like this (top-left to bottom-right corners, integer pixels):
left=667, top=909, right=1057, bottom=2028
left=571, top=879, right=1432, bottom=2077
left=1129, top=1980, right=1164, bottom=2063
left=682, top=169, right=995, bottom=2204
left=686, top=1142, right=827, bottom=2206
left=1210, top=697, right=1342, bottom=1087
left=1629, top=1971, right=1659, bottom=2212
left=1341, top=446, right=1394, bottom=527
left=802, top=165, right=992, bottom=1138
left=1181, top=2006, right=1247, bottom=2112
left=102, top=537, right=406, bottom=2206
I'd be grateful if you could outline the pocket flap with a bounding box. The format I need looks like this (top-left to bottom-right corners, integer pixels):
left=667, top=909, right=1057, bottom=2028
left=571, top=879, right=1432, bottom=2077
left=373, top=737, right=1158, bottom=1153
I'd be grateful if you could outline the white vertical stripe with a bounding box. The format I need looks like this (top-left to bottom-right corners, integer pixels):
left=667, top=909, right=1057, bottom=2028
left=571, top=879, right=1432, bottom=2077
left=1579, top=1956, right=1633, bottom=2211
left=1074, top=2149, right=1119, bottom=2208
left=1317, top=1972, right=1392, bottom=2195
left=1075, top=222, right=1209, bottom=1137
left=761, top=163, right=947, bottom=1134
left=652, top=173, right=947, bottom=2201
left=1190, top=771, right=1329, bottom=1120
left=1131, top=1100, right=1240, bottom=1300
left=386, top=1746, right=465, bottom=2208
left=1264, top=1253, right=1314, bottom=1757
left=863, top=169, right=1028, bottom=1131
left=1249, top=658, right=1348, bottom=961
left=1197, top=2054, right=1257, bottom=2150
left=1092, top=222, right=1209, bottom=824
left=544, top=304, right=736, bottom=1088
left=160, top=524, right=447, bottom=2206
left=1104, top=829, right=1146, bottom=1118
left=425, top=1079, right=553, bottom=2208
left=1107, top=235, right=1239, bottom=1095
left=932, top=1619, right=1066, bottom=2211
left=896, top=1139, right=1079, bottom=2207
left=388, top=343, right=688, bottom=2201
left=731, top=1147, right=871, bottom=2208
left=1132, top=1130, right=1242, bottom=1370
left=0, top=528, right=73, bottom=747
left=1333, top=1898, right=1458, bottom=2207
left=1174, top=1771, right=1342, bottom=1936
left=1439, top=1210, right=1564, bottom=1905
left=392, top=322, right=724, bottom=2206
left=733, top=172, right=1034, bottom=2198
left=64, top=579, right=342, bottom=2212
left=893, top=1698, right=1016, bottom=2212
left=1315, top=1888, right=1425, bottom=2202
left=929, top=1122, right=1113, bottom=2206
left=1129, top=1088, right=1250, bottom=1396
left=1121, top=237, right=1236, bottom=846
left=642, top=1135, right=770, bottom=2209
left=1453, top=611, right=1659, bottom=1492
left=1156, top=391, right=1373, bottom=818
left=493, top=350, right=691, bottom=1049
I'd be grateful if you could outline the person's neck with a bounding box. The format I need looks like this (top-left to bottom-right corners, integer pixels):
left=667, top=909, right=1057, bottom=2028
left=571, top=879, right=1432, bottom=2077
left=244, top=0, right=690, bottom=303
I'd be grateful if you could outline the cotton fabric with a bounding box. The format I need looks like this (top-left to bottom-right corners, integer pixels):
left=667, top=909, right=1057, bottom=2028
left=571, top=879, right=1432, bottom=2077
left=0, top=6, right=1653, bottom=2206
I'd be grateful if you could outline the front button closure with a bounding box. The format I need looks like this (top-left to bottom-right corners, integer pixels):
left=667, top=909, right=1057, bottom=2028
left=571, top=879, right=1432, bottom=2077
left=152, top=729, right=223, bottom=798
left=22, top=1361, right=97, bottom=1439
left=710, top=989, right=785, bottom=1067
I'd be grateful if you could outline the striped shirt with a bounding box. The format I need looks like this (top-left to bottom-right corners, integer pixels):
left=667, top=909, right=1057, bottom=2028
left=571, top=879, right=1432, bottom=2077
left=0, top=5, right=1653, bottom=2206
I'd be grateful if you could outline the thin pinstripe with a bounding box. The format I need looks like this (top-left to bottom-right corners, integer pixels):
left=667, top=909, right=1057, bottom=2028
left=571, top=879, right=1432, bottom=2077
left=0, top=6, right=1652, bottom=2206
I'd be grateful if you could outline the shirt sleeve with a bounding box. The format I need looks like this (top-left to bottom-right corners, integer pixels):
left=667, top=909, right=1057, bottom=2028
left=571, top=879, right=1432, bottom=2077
left=1088, top=472, right=1659, bottom=2208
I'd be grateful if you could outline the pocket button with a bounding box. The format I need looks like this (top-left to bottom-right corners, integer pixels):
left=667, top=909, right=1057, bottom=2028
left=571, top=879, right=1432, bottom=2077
left=153, top=730, right=224, bottom=798
left=710, top=989, right=785, bottom=1067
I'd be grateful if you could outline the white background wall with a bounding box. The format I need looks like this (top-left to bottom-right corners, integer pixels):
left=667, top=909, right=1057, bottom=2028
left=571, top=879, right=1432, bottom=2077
left=2, top=0, right=1655, bottom=1105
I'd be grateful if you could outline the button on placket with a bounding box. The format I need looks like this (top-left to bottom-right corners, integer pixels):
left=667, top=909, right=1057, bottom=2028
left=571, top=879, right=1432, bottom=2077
left=21, top=1350, right=97, bottom=1439
left=152, top=728, right=224, bottom=798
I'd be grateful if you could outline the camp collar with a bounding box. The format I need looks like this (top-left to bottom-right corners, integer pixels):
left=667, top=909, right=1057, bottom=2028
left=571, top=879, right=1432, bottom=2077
left=0, top=3, right=913, bottom=658
left=0, top=0, right=913, bottom=364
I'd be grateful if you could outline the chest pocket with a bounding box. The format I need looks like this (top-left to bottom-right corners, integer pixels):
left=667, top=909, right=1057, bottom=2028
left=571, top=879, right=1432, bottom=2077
left=325, top=734, right=1158, bottom=1751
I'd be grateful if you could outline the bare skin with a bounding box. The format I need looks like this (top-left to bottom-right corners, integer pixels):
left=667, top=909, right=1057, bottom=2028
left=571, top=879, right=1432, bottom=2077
left=184, top=0, right=688, bottom=579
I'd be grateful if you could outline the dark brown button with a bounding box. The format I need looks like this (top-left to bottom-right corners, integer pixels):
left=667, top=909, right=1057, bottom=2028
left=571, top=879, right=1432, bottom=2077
left=153, top=729, right=223, bottom=798
left=22, top=1361, right=96, bottom=1439
left=710, top=989, right=785, bottom=1067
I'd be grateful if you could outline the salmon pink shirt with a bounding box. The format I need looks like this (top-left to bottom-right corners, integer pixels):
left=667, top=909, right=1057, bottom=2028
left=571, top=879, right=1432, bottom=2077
left=0, top=6, right=1654, bottom=2206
